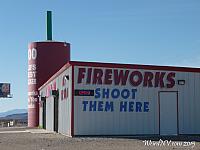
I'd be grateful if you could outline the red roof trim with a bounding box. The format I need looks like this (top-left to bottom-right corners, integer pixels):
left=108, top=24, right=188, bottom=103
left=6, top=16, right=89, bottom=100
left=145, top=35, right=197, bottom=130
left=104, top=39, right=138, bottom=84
left=70, top=61, right=200, bottom=73
left=39, top=60, right=200, bottom=90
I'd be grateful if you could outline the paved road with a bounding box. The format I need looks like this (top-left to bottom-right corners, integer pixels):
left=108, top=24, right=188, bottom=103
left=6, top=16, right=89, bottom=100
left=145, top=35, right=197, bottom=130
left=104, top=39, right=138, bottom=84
left=0, top=127, right=199, bottom=150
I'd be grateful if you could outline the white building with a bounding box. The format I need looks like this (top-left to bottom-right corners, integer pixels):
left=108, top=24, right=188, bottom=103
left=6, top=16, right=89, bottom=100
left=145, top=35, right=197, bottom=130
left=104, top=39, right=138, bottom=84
left=39, top=61, right=200, bottom=137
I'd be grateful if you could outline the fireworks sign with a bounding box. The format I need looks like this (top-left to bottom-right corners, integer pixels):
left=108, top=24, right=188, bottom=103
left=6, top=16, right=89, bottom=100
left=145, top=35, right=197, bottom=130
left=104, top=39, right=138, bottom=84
left=75, top=67, right=176, bottom=113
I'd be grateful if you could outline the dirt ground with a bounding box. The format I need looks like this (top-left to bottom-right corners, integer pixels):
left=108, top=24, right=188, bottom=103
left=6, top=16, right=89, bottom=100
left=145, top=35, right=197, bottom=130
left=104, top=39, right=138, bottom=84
left=0, top=127, right=199, bottom=150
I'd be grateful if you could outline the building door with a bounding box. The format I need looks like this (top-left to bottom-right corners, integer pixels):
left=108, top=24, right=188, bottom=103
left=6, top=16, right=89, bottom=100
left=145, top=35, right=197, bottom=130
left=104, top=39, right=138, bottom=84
left=159, top=91, right=178, bottom=135
left=54, top=96, right=59, bottom=132
left=42, top=98, right=46, bottom=129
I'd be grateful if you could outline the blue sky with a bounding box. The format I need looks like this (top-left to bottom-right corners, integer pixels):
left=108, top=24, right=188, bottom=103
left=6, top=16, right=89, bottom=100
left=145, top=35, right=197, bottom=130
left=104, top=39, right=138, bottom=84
left=0, top=0, right=200, bottom=112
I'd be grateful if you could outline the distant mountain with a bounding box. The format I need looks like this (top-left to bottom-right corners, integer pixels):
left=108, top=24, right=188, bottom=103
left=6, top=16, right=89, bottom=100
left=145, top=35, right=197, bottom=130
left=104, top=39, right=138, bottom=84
left=0, top=109, right=27, bottom=118
left=2, top=113, right=27, bottom=120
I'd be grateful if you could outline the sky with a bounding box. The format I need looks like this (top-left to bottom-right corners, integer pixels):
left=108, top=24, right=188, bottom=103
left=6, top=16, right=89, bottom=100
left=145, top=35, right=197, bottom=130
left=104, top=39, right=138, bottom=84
left=0, top=0, right=200, bottom=112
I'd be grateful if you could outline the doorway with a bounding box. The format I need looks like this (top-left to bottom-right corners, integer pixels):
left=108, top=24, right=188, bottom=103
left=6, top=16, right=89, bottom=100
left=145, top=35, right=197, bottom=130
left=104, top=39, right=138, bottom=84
left=41, top=97, right=46, bottom=129
left=54, top=94, right=59, bottom=132
left=159, top=91, right=178, bottom=135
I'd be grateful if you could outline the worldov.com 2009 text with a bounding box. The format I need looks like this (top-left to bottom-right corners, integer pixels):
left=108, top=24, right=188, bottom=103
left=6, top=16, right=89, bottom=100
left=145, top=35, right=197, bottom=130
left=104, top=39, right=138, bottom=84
left=143, top=139, right=195, bottom=148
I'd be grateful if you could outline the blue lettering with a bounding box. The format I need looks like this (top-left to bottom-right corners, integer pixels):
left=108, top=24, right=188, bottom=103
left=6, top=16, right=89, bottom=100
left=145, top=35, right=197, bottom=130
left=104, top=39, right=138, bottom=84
left=95, top=88, right=101, bottom=98
left=136, top=102, right=142, bottom=112
left=89, top=101, right=97, bottom=111
left=121, top=89, right=130, bottom=99
left=111, top=89, right=120, bottom=99
left=105, top=101, right=114, bottom=112
left=83, top=100, right=149, bottom=112
left=120, top=101, right=127, bottom=112
left=102, top=88, right=109, bottom=98
left=131, top=89, right=137, bottom=99
left=144, top=102, right=149, bottom=112
left=98, top=101, right=104, bottom=111
left=129, top=101, right=134, bottom=112
left=82, top=101, right=88, bottom=111
left=95, top=88, right=138, bottom=99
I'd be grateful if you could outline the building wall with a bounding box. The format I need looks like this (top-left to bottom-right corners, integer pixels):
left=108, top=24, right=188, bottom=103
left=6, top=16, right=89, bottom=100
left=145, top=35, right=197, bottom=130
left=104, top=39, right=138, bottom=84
left=58, top=67, right=72, bottom=136
left=39, top=81, right=56, bottom=131
left=177, top=72, right=200, bottom=134
left=39, top=66, right=72, bottom=136
left=39, top=62, right=200, bottom=136
left=46, top=96, right=54, bottom=131
left=73, top=65, right=200, bottom=135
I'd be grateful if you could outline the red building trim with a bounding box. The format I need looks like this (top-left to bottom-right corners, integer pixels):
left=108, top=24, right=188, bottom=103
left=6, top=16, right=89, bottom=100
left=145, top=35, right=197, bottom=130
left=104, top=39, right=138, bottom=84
left=70, top=61, right=200, bottom=73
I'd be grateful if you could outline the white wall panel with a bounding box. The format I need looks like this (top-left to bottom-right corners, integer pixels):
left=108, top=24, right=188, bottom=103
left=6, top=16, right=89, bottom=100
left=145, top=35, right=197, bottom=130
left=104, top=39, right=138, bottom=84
left=39, top=66, right=72, bottom=136
left=39, top=87, right=46, bottom=127
left=39, top=106, right=43, bottom=127
left=73, top=65, right=200, bottom=135
left=58, top=67, right=72, bottom=136
left=194, top=73, right=200, bottom=133
left=46, top=96, right=54, bottom=131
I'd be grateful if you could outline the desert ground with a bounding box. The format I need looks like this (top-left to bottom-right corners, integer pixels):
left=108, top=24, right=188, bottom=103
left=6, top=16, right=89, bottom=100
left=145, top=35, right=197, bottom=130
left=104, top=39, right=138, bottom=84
left=0, top=127, right=199, bottom=150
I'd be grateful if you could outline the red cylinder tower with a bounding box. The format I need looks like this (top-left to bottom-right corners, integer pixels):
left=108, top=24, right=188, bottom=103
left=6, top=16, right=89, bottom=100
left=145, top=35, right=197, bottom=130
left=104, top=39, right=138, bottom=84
left=28, top=11, right=70, bottom=127
left=28, top=42, right=70, bottom=127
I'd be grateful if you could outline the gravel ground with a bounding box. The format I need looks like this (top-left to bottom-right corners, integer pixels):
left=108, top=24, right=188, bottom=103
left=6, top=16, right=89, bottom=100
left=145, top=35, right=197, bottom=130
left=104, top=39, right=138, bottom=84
left=0, top=127, right=199, bottom=150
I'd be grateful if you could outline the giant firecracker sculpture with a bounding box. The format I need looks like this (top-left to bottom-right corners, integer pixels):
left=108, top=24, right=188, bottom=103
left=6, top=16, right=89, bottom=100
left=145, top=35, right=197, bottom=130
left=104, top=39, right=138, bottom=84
left=28, top=11, right=70, bottom=127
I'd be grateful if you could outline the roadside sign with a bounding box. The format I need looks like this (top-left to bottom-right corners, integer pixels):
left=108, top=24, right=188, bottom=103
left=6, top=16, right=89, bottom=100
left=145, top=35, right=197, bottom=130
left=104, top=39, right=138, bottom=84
left=0, top=83, right=11, bottom=98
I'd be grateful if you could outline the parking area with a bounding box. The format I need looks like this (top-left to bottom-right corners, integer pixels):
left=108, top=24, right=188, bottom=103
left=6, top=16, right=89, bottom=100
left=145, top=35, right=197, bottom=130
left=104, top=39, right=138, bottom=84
left=0, top=127, right=199, bottom=150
